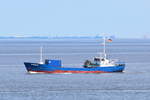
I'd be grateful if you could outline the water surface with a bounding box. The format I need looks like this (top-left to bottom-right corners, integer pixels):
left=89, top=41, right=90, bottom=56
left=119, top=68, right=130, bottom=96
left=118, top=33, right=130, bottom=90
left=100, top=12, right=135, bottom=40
left=0, top=38, right=150, bottom=100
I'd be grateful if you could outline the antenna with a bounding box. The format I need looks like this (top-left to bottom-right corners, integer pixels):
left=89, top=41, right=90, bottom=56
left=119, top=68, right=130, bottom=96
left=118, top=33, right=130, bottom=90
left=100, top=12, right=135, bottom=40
left=39, top=46, right=44, bottom=64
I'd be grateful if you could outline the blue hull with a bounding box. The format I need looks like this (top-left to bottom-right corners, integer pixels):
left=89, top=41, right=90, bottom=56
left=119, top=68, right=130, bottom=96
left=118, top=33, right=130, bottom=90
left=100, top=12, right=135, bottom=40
left=24, top=62, right=125, bottom=73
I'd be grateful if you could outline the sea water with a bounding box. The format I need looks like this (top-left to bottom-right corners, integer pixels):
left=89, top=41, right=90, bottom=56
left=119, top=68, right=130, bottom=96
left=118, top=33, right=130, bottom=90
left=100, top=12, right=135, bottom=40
left=0, top=38, right=150, bottom=100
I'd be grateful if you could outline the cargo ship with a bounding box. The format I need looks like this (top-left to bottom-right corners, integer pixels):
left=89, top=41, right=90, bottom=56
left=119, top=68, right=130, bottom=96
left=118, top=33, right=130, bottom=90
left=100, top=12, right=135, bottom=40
left=24, top=37, right=125, bottom=74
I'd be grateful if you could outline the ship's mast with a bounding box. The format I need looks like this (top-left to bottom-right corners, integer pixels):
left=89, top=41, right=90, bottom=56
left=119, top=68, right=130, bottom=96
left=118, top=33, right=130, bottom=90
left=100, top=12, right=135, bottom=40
left=39, top=46, right=43, bottom=64
left=103, top=36, right=107, bottom=59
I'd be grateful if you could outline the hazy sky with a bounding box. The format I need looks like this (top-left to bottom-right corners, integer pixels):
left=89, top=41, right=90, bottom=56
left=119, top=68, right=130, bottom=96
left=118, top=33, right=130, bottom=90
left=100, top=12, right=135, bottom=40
left=0, top=0, right=150, bottom=38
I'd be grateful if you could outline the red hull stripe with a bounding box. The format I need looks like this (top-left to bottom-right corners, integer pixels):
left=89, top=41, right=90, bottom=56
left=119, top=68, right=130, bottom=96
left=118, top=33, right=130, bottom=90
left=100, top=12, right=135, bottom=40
left=28, top=70, right=108, bottom=73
